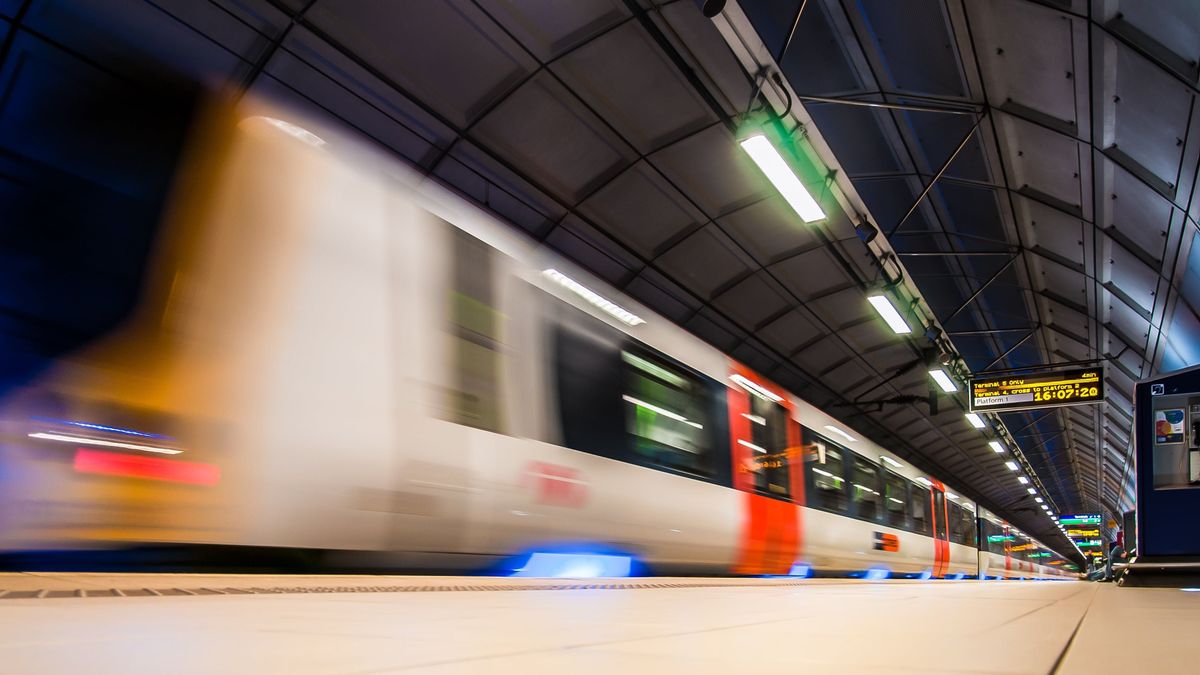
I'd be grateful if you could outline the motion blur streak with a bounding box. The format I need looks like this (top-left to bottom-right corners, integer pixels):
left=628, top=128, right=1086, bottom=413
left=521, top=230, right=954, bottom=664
left=28, top=432, right=183, bottom=455
left=29, top=418, right=174, bottom=440
left=73, top=450, right=219, bottom=486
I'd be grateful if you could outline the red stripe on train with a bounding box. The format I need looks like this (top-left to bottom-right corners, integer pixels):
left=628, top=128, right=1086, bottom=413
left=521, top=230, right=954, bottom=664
left=729, top=362, right=802, bottom=575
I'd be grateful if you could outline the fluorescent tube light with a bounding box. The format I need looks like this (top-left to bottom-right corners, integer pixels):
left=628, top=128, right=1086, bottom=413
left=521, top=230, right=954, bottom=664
left=928, top=369, right=957, bottom=393
left=1005, top=461, right=1019, bottom=471
left=965, top=413, right=986, bottom=429
left=1017, top=476, right=1029, bottom=484
left=543, top=269, right=645, bottom=326
left=738, top=134, right=825, bottom=222
left=729, top=374, right=783, bottom=402
left=823, top=425, right=857, bottom=443
left=867, top=294, right=912, bottom=334
left=989, top=440, right=1005, bottom=453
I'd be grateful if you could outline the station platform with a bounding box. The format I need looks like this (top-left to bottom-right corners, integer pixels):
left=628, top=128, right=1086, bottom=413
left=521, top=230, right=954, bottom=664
left=0, top=573, right=1192, bottom=673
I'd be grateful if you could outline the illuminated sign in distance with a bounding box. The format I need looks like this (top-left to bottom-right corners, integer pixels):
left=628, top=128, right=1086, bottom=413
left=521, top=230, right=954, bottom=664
left=969, top=368, right=1104, bottom=413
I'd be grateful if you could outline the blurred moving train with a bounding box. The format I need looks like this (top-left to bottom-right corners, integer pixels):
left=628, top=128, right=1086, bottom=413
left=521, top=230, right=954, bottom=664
left=0, top=99, right=1075, bottom=579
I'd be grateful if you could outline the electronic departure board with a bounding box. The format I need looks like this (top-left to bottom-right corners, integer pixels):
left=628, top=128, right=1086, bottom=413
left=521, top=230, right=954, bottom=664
left=1061, top=514, right=1105, bottom=557
left=969, top=368, right=1104, bottom=413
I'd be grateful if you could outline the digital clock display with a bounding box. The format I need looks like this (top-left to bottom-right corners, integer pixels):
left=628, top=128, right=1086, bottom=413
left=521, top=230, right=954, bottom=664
left=969, top=368, right=1104, bottom=413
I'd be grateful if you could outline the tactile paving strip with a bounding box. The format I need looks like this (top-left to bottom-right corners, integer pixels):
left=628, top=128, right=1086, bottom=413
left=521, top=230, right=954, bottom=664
left=0, top=579, right=814, bottom=599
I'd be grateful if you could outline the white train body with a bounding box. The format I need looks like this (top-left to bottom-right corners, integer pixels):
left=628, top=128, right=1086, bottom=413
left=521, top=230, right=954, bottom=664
left=0, top=103, right=1074, bottom=579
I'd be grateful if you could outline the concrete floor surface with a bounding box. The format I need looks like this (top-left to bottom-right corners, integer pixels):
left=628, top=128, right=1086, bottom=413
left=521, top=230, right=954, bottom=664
left=0, top=574, right=1193, bottom=674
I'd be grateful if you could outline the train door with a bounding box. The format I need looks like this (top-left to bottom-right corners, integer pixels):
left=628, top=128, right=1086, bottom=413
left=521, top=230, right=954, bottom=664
left=726, top=364, right=804, bottom=574
left=929, top=480, right=951, bottom=577
left=1003, top=525, right=1013, bottom=576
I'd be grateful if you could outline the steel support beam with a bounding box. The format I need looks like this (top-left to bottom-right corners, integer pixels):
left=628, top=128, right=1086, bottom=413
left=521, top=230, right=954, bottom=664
left=898, top=250, right=1013, bottom=257
left=886, top=112, right=987, bottom=238
left=796, top=94, right=978, bottom=116
left=981, top=326, right=1039, bottom=371
left=940, top=253, right=1020, bottom=325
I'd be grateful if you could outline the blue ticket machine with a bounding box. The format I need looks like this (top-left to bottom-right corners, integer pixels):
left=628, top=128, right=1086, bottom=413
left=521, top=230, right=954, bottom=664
left=1128, top=366, right=1200, bottom=585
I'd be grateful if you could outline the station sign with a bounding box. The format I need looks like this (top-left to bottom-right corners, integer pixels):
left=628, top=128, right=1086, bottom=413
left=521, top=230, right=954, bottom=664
left=1059, top=514, right=1102, bottom=526
left=968, top=368, right=1104, bottom=413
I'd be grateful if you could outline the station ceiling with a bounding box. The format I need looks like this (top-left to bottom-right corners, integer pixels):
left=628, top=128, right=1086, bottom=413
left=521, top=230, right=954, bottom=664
left=5, top=0, right=1198, bottom=555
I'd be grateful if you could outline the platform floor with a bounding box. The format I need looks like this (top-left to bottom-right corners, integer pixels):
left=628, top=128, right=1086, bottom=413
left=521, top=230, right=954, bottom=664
left=0, top=573, right=1195, bottom=673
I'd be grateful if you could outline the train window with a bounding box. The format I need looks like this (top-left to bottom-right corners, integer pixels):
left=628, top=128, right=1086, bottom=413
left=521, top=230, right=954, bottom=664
left=910, top=483, right=931, bottom=535
left=948, top=501, right=971, bottom=545
left=849, top=454, right=882, bottom=522
left=959, top=506, right=978, bottom=547
left=743, top=394, right=792, bottom=499
left=804, top=434, right=847, bottom=513
left=933, top=490, right=948, bottom=539
left=445, top=226, right=502, bottom=432
left=621, top=349, right=716, bottom=478
left=884, top=470, right=909, bottom=529
left=554, top=317, right=626, bottom=460
left=982, top=519, right=1007, bottom=555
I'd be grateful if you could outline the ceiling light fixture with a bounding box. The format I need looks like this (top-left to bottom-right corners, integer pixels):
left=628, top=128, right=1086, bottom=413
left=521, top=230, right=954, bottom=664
left=965, top=413, right=986, bottom=429
left=729, top=374, right=783, bottom=402
left=738, top=134, right=825, bottom=223
left=543, top=269, right=645, bottom=326
left=824, top=425, right=857, bottom=443
left=1035, top=497, right=1044, bottom=503
left=928, top=369, right=957, bottom=393
left=1017, top=476, right=1029, bottom=484
left=867, top=294, right=912, bottom=334
left=988, top=440, right=1005, bottom=453
left=1005, top=461, right=1019, bottom=471
left=1027, top=487, right=1037, bottom=495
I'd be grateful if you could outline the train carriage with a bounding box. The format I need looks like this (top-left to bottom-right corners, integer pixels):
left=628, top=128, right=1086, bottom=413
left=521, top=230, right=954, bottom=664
left=0, top=101, right=1074, bottom=579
